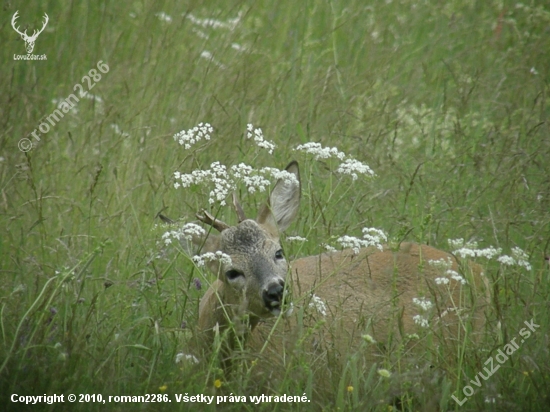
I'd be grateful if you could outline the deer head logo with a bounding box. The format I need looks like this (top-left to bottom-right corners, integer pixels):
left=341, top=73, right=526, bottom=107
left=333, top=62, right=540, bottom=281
left=11, top=11, right=49, bottom=54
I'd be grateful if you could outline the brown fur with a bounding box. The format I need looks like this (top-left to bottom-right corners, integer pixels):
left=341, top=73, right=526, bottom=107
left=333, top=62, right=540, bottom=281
left=191, top=162, right=489, bottom=390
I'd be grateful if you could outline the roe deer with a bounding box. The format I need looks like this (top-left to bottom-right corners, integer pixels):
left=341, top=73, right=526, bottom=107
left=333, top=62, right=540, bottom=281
left=191, top=161, right=489, bottom=386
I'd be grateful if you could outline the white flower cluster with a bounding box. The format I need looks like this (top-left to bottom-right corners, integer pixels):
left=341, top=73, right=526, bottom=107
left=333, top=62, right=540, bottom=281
left=434, top=276, right=450, bottom=285
left=185, top=11, right=242, bottom=31
left=174, top=162, right=233, bottom=205
left=231, top=163, right=271, bottom=193
left=449, top=239, right=532, bottom=271
left=162, top=223, right=206, bottom=246
left=362, top=228, right=387, bottom=247
left=448, top=238, right=479, bottom=251
left=286, top=236, right=307, bottom=242
left=453, top=245, right=502, bottom=260
left=412, top=297, right=433, bottom=311
left=192, top=251, right=232, bottom=267
left=428, top=257, right=453, bottom=271
left=260, top=167, right=300, bottom=186
left=412, top=297, right=432, bottom=328
left=246, top=124, right=276, bottom=154
left=336, top=236, right=368, bottom=254
left=336, top=158, right=375, bottom=181
left=174, top=162, right=298, bottom=204
left=413, top=315, right=429, bottom=328
left=175, top=352, right=199, bottom=364
left=428, top=257, right=466, bottom=285
left=173, top=123, right=213, bottom=149
left=295, top=142, right=345, bottom=160
left=336, top=227, right=387, bottom=254
left=294, top=142, right=375, bottom=181
left=308, top=294, right=327, bottom=316
left=155, top=12, right=172, bottom=23
left=446, top=269, right=467, bottom=285
left=497, top=247, right=531, bottom=271
left=323, top=244, right=337, bottom=253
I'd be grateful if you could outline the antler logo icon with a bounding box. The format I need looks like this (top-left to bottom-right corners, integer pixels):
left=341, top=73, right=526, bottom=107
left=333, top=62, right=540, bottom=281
left=11, top=11, right=49, bottom=54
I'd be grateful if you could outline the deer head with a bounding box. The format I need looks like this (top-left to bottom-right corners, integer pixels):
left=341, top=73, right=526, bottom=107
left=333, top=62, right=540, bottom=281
left=12, top=11, right=49, bottom=54
left=194, top=161, right=301, bottom=342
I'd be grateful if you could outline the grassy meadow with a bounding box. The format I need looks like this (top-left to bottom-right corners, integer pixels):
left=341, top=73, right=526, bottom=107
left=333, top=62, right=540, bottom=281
left=1, top=0, right=549, bottom=410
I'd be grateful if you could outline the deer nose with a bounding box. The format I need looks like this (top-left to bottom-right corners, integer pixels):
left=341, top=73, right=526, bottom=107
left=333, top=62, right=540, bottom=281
left=263, top=280, right=284, bottom=311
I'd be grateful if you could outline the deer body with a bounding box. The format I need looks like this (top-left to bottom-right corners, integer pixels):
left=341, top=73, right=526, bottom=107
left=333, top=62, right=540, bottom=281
left=192, top=161, right=488, bottom=378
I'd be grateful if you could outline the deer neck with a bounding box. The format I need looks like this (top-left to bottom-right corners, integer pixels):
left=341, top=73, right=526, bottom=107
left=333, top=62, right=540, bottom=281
left=199, top=280, right=260, bottom=351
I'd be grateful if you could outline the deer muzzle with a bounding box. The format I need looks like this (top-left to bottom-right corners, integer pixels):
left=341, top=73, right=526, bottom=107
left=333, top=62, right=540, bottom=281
left=262, top=280, right=285, bottom=315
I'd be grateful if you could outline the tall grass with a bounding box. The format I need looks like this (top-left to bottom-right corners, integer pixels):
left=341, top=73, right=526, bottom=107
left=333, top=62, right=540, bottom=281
left=1, top=0, right=549, bottom=410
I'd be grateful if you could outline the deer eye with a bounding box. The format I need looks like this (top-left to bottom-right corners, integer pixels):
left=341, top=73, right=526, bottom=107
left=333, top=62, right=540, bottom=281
left=225, top=269, right=244, bottom=281
left=275, top=249, right=284, bottom=260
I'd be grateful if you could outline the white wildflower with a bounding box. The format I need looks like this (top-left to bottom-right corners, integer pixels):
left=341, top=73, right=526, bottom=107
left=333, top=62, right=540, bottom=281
left=230, top=164, right=294, bottom=193
left=192, top=251, right=232, bottom=267
left=230, top=163, right=254, bottom=179
left=162, top=224, right=205, bottom=246
left=175, top=352, right=199, bottom=364
left=200, top=50, right=226, bottom=69
left=435, top=277, right=450, bottom=285
left=413, top=315, right=429, bottom=328
left=231, top=43, right=246, bottom=52
left=287, top=236, right=307, bottom=242
left=337, top=228, right=386, bottom=254
left=511, top=247, right=531, bottom=270
left=448, top=238, right=464, bottom=250
left=180, top=223, right=206, bottom=241
left=336, top=158, right=375, bottom=180
left=511, top=246, right=528, bottom=261
left=260, top=167, right=300, bottom=187
left=428, top=257, right=453, bottom=271
left=497, top=255, right=515, bottom=266
left=337, top=235, right=365, bottom=254
left=173, top=122, right=213, bottom=149
left=161, top=231, right=173, bottom=245
left=174, top=160, right=300, bottom=206
left=453, top=246, right=502, bottom=260
left=155, top=12, right=172, bottom=23
left=412, top=297, right=433, bottom=311
left=294, top=142, right=345, bottom=160
left=110, top=124, right=130, bottom=137
left=246, top=124, right=276, bottom=154
left=446, top=269, right=467, bottom=285
left=185, top=12, right=242, bottom=31
left=309, top=294, right=327, bottom=316
left=361, top=228, right=387, bottom=249
left=448, top=238, right=479, bottom=251
left=174, top=162, right=233, bottom=205
left=323, top=244, right=337, bottom=253
left=294, top=142, right=375, bottom=181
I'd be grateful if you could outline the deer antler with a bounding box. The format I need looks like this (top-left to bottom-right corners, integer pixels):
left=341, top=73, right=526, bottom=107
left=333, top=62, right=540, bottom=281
left=32, top=13, right=49, bottom=39
left=232, top=193, right=247, bottom=223
left=196, top=210, right=230, bottom=232
left=11, top=11, right=25, bottom=37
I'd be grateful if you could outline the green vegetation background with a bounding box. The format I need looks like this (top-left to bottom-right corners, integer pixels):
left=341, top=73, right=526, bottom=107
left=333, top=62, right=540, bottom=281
left=0, top=0, right=549, bottom=410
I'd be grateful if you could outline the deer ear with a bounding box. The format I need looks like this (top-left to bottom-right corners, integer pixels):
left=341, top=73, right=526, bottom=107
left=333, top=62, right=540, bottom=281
left=257, top=161, right=301, bottom=232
